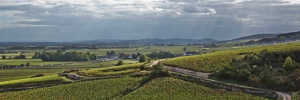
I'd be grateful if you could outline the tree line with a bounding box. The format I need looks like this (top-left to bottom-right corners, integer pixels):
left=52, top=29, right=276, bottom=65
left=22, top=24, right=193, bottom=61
left=2, top=54, right=26, bottom=59
left=40, top=51, right=97, bottom=61
left=147, top=51, right=174, bottom=59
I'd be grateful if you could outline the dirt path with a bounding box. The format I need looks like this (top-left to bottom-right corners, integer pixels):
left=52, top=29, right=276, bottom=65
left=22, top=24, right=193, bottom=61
left=276, top=92, right=292, bottom=100
left=150, top=60, right=159, bottom=67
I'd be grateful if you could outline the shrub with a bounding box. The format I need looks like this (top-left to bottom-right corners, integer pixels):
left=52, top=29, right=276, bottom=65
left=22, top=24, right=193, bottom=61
left=139, top=65, right=145, bottom=70
left=139, top=55, right=148, bottom=63
left=116, top=60, right=124, bottom=66
left=283, top=56, right=295, bottom=71
left=2, top=55, right=6, bottom=59
left=139, top=62, right=169, bottom=86
left=26, top=63, right=30, bottom=67
left=20, top=64, right=25, bottom=67
left=100, top=64, right=104, bottom=68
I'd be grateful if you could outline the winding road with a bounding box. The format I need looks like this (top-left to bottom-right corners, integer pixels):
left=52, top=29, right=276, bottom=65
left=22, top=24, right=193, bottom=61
left=276, top=92, right=292, bottom=100
left=151, top=60, right=292, bottom=100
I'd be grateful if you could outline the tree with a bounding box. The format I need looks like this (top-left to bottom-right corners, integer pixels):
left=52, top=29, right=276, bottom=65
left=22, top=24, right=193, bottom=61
left=148, top=51, right=174, bottom=59
left=106, top=51, right=116, bottom=58
left=283, top=56, right=295, bottom=70
left=110, top=51, right=116, bottom=57
left=140, top=61, right=169, bottom=86
left=14, top=54, right=26, bottom=59
left=62, top=46, right=66, bottom=52
left=116, top=60, right=124, bottom=66
left=40, top=51, right=97, bottom=61
left=137, top=52, right=142, bottom=57
left=100, top=64, right=104, bottom=67
left=106, top=51, right=110, bottom=57
left=26, top=63, right=30, bottom=67
left=139, top=55, right=148, bottom=63
left=149, top=51, right=158, bottom=58
left=20, top=64, right=25, bottom=67
left=32, top=52, right=41, bottom=59
left=91, top=54, right=97, bottom=60
left=132, top=54, right=138, bottom=59
left=57, top=50, right=62, bottom=53
left=20, top=54, right=26, bottom=59
left=2, top=55, right=6, bottom=59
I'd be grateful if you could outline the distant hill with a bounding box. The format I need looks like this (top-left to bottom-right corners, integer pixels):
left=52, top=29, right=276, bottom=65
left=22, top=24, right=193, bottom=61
left=69, top=39, right=122, bottom=43
left=114, top=38, right=219, bottom=44
left=225, top=34, right=278, bottom=42
left=259, top=31, right=300, bottom=43
left=198, top=38, right=219, bottom=43
left=243, top=31, right=300, bottom=45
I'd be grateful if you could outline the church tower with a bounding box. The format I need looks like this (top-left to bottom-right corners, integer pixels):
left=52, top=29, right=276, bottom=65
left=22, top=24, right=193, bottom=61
left=183, top=47, right=186, bottom=56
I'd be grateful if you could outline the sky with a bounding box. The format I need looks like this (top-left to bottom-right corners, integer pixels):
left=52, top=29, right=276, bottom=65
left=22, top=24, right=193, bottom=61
left=0, top=0, right=299, bottom=42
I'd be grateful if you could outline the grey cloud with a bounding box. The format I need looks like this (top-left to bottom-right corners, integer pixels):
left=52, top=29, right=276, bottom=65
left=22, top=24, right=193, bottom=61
left=182, top=5, right=215, bottom=14
left=0, top=0, right=299, bottom=42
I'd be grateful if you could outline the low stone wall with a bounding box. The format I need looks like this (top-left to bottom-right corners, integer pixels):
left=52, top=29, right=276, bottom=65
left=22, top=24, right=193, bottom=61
left=165, top=66, right=211, bottom=78
left=58, top=73, right=81, bottom=80
left=170, top=72, right=278, bottom=99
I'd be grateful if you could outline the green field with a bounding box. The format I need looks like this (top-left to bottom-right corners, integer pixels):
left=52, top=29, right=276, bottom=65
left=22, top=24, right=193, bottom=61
left=292, top=92, right=300, bottom=100
left=0, top=75, right=63, bottom=87
left=0, top=77, right=141, bottom=100
left=0, top=60, right=138, bottom=82
left=119, top=77, right=264, bottom=100
left=0, top=45, right=233, bottom=58
left=0, top=59, right=73, bottom=66
left=73, top=46, right=201, bottom=56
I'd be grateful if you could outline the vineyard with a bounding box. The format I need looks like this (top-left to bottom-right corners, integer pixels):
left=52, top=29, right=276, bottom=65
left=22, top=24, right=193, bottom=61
left=164, top=43, right=300, bottom=72
left=0, top=77, right=141, bottom=100
left=81, top=63, right=145, bottom=77
left=0, top=75, right=63, bottom=87
left=118, top=77, right=265, bottom=100
left=292, top=92, right=300, bottom=100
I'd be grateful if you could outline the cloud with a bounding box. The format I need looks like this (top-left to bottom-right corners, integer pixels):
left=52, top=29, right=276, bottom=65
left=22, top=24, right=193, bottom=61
left=182, top=5, right=216, bottom=15
left=0, top=0, right=299, bottom=42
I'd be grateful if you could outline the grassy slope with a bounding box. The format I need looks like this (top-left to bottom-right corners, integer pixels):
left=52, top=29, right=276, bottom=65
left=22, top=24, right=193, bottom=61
left=82, top=63, right=144, bottom=77
left=292, top=92, right=300, bottom=100
left=0, top=69, right=62, bottom=82
left=164, top=42, right=300, bottom=72
left=0, top=77, right=141, bottom=100
left=119, top=77, right=264, bottom=100
left=0, top=75, right=63, bottom=87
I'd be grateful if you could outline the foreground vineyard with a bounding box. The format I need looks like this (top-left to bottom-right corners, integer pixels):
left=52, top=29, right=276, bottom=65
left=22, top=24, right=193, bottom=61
left=164, top=43, right=300, bottom=72
left=0, top=77, right=141, bottom=100
left=119, top=77, right=265, bottom=100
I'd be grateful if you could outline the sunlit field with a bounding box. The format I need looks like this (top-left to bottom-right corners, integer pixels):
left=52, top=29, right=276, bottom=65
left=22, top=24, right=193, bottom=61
left=0, top=60, right=137, bottom=82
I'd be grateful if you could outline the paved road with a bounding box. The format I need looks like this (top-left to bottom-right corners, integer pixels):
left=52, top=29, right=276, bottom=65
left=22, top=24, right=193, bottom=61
left=151, top=60, right=291, bottom=100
